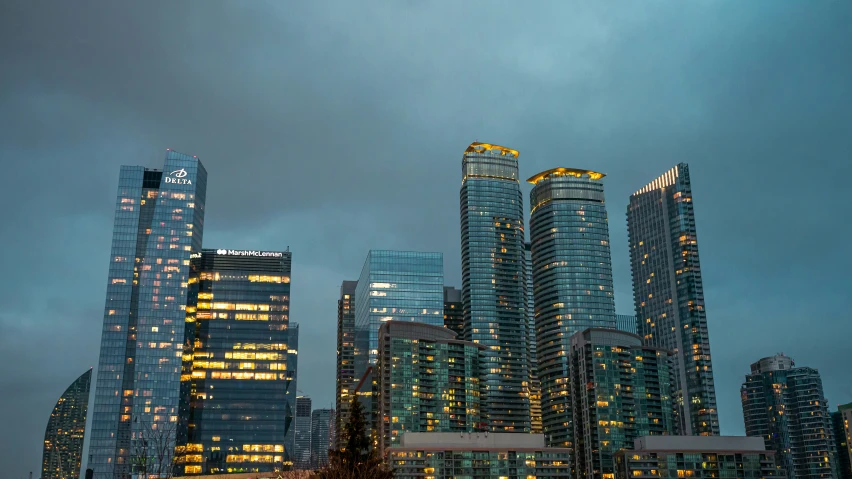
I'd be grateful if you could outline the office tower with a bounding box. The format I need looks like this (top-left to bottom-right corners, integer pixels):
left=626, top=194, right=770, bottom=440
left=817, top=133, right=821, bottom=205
left=442, top=286, right=464, bottom=337
left=834, top=403, right=852, bottom=479
left=615, top=314, right=638, bottom=335
left=387, top=433, right=571, bottom=478
left=293, top=397, right=312, bottom=469
left=570, top=328, right=675, bottom=477
left=285, top=322, right=300, bottom=465
left=310, top=409, right=334, bottom=469
left=741, top=354, right=839, bottom=478
left=375, top=321, right=485, bottom=455
left=353, top=250, right=444, bottom=440
left=89, top=151, right=207, bottom=478
left=335, top=280, right=357, bottom=449
left=459, top=142, right=530, bottom=432
left=175, top=248, right=293, bottom=475
left=42, top=369, right=91, bottom=479
left=614, top=436, right=785, bottom=479
left=627, top=163, right=719, bottom=436
left=527, top=168, right=617, bottom=447
left=525, top=241, right=542, bottom=434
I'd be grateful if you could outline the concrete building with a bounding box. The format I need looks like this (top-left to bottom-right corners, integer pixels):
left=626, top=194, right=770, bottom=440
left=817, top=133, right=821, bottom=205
left=614, top=436, right=785, bottom=478
left=741, top=354, right=838, bottom=478
left=387, top=432, right=571, bottom=478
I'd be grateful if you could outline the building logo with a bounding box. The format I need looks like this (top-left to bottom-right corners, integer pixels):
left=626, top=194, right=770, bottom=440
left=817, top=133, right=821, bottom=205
left=165, top=168, right=192, bottom=185
left=216, top=249, right=284, bottom=258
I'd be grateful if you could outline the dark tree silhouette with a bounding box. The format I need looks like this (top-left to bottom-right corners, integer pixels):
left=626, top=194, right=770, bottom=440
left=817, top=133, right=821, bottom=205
left=316, top=397, right=393, bottom=479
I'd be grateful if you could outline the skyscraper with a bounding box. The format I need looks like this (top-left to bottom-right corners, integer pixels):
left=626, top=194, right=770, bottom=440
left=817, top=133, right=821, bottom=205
left=442, top=286, right=464, bottom=337
left=353, top=250, right=444, bottom=439
left=524, top=242, right=542, bottom=434
left=615, top=314, right=638, bottom=335
left=89, top=151, right=207, bottom=479
left=42, top=369, right=92, bottom=479
left=375, top=321, right=485, bottom=455
left=833, top=403, right=852, bottom=479
left=627, top=163, right=719, bottom=435
left=175, top=248, right=293, bottom=475
left=310, top=409, right=334, bottom=469
left=527, top=168, right=617, bottom=447
left=741, top=353, right=839, bottom=479
left=335, top=280, right=357, bottom=448
left=569, top=328, right=675, bottom=477
left=293, top=397, right=312, bottom=470
left=285, top=322, right=300, bottom=465
left=459, top=141, right=530, bottom=432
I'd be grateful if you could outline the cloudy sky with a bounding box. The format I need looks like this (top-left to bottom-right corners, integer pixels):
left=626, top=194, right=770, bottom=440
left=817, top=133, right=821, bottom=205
left=2, top=0, right=851, bottom=476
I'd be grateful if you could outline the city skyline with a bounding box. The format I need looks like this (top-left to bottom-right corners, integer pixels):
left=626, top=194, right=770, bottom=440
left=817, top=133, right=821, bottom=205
left=2, top=1, right=851, bottom=477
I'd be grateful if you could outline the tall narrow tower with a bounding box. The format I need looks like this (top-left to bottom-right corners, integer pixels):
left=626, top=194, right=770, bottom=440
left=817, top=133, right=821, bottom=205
left=459, top=142, right=530, bottom=432
left=527, top=168, right=617, bottom=447
left=627, top=163, right=719, bottom=435
left=42, top=369, right=92, bottom=479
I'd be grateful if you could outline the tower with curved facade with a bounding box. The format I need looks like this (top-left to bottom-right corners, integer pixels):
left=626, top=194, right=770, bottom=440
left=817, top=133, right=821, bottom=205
left=527, top=168, right=617, bottom=447
left=459, top=142, right=530, bottom=432
left=42, top=368, right=92, bottom=479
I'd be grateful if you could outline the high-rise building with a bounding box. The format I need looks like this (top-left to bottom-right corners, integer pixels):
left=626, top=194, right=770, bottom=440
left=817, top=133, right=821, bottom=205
left=614, top=436, right=786, bottom=479
left=42, top=369, right=92, bottom=479
left=310, top=409, right=334, bottom=469
left=569, top=328, right=675, bottom=477
left=442, top=286, right=464, bottom=337
left=527, top=168, right=617, bottom=447
left=375, top=321, right=485, bottom=455
left=627, top=163, right=719, bottom=436
left=387, top=433, right=571, bottom=478
left=615, top=314, right=637, bottom=335
left=335, top=280, right=357, bottom=449
left=833, top=403, right=852, bottom=479
left=89, top=151, right=207, bottom=479
left=175, top=248, right=293, bottom=475
left=285, top=322, right=299, bottom=465
left=741, top=354, right=839, bottom=478
left=524, top=242, right=542, bottom=434
left=293, top=397, right=312, bottom=470
left=459, top=141, right=530, bottom=432
left=353, top=250, right=444, bottom=441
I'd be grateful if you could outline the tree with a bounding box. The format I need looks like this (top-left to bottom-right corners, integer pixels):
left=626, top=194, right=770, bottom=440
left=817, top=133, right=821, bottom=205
left=316, top=397, right=393, bottom=479
left=129, top=417, right=178, bottom=479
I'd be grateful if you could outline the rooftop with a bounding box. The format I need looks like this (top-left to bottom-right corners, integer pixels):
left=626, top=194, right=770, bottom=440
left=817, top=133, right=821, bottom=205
left=527, top=167, right=606, bottom=184
left=464, top=141, right=519, bottom=158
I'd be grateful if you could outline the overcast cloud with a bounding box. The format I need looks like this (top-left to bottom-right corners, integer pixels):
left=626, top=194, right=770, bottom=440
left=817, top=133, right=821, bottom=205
left=1, top=0, right=851, bottom=476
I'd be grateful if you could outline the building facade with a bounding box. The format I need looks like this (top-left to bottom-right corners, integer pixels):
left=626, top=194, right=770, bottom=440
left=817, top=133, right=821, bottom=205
left=42, top=368, right=92, bottom=479
left=335, top=280, right=357, bottom=449
left=89, top=151, right=208, bottom=479
left=284, top=322, right=299, bottom=465
left=442, top=286, right=464, bottom=337
left=387, top=432, right=571, bottom=478
left=833, top=403, right=852, bottom=479
left=293, top=397, right=312, bottom=469
left=615, top=314, right=637, bottom=335
left=375, top=321, right=485, bottom=455
left=614, top=436, right=785, bottom=479
left=741, top=354, right=838, bottom=479
left=310, top=409, right=334, bottom=469
left=627, top=163, right=719, bottom=436
left=459, top=141, right=531, bottom=432
left=527, top=168, right=617, bottom=447
left=570, top=329, right=675, bottom=478
left=525, top=242, right=543, bottom=434
left=176, top=249, right=293, bottom=475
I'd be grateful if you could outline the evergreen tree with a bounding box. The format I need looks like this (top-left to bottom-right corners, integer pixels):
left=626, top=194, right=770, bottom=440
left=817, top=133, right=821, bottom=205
left=318, top=396, right=393, bottom=478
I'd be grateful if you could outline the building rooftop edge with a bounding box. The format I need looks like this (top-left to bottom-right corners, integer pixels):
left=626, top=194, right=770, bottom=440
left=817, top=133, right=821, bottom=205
left=527, top=167, right=606, bottom=184
left=464, top=141, right=519, bottom=158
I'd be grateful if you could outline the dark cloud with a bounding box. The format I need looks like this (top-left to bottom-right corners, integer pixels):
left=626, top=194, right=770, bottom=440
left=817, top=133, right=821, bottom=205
left=2, top=0, right=851, bottom=476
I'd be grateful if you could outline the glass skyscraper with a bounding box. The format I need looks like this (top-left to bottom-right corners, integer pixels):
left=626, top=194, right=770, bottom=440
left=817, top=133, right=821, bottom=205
left=175, top=248, right=294, bottom=475
left=293, top=397, right=312, bottom=470
left=741, top=354, right=839, bottom=479
left=459, top=142, right=530, bottom=432
left=615, top=314, right=638, bottom=335
left=527, top=167, right=617, bottom=447
left=442, top=286, right=464, bottom=337
left=285, top=322, right=299, bottom=463
left=627, top=163, right=719, bottom=435
left=524, top=242, right=542, bottom=434
left=89, top=151, right=207, bottom=479
left=310, top=408, right=334, bottom=469
left=42, top=368, right=92, bottom=479
left=335, top=280, right=357, bottom=448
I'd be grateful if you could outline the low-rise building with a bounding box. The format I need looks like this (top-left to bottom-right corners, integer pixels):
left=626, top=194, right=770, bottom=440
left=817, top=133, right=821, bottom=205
left=614, top=436, right=786, bottom=479
left=388, top=432, right=570, bottom=478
